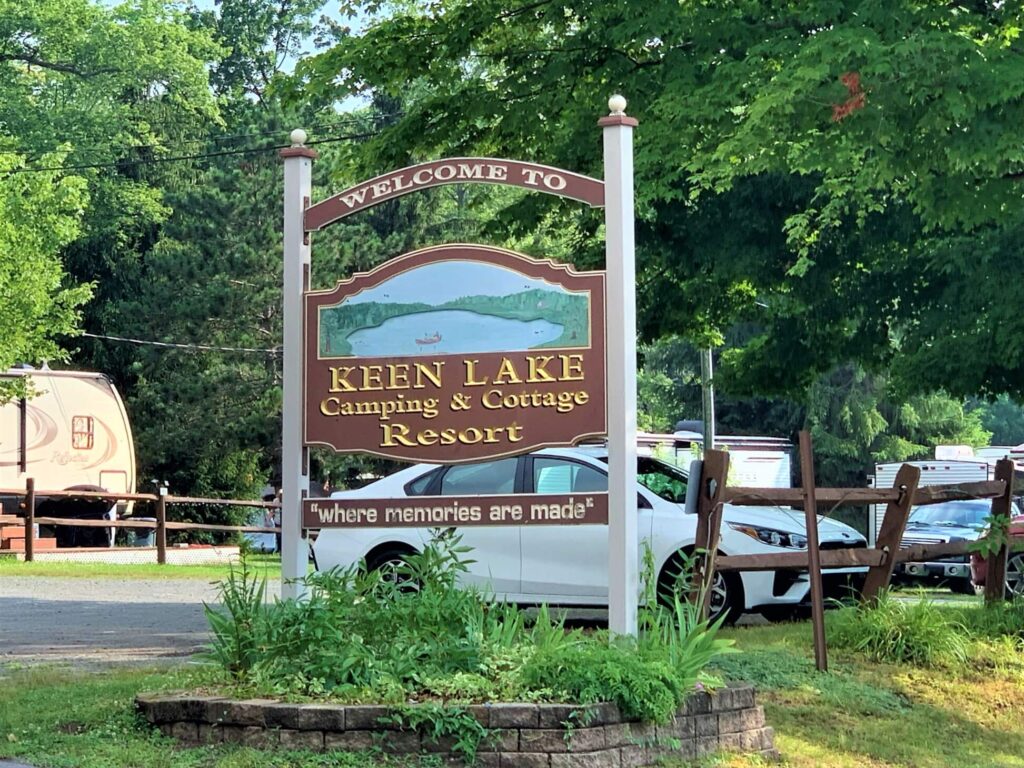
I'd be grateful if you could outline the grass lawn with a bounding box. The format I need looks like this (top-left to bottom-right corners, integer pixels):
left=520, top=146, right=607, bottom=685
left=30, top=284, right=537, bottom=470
left=2, top=609, right=1022, bottom=767
left=0, top=554, right=282, bottom=581
left=694, top=616, right=1024, bottom=768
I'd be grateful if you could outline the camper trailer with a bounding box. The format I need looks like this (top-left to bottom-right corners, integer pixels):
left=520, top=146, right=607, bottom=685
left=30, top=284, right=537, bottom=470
left=0, top=368, right=136, bottom=540
left=636, top=430, right=794, bottom=489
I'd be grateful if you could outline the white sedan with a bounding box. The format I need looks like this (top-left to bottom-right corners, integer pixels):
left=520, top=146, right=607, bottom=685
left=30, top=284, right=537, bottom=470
left=312, top=446, right=867, bottom=622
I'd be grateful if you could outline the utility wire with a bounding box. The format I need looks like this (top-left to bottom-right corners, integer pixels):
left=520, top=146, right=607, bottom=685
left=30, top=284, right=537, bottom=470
left=0, top=112, right=403, bottom=158
left=81, top=332, right=277, bottom=355
left=4, top=131, right=378, bottom=174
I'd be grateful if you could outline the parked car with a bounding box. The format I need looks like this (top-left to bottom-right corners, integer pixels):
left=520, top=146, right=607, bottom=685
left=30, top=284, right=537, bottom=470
left=312, top=446, right=867, bottom=623
left=896, top=500, right=992, bottom=595
left=970, top=512, right=1024, bottom=598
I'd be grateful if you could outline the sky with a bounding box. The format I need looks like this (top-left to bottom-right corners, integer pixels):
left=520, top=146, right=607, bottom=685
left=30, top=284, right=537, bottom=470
left=344, top=261, right=566, bottom=306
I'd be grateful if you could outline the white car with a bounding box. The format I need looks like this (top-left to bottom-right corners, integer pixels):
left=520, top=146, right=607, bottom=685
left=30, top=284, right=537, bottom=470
left=312, top=446, right=867, bottom=622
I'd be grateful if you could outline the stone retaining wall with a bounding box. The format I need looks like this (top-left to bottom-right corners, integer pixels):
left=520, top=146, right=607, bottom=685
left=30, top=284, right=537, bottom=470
left=137, top=682, right=776, bottom=766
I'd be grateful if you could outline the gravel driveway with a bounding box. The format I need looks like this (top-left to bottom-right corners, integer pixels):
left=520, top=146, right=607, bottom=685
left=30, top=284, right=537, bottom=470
left=0, top=577, right=281, bottom=668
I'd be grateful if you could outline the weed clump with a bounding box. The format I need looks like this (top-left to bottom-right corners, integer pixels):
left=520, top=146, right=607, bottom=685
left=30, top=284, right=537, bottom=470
left=829, top=591, right=969, bottom=667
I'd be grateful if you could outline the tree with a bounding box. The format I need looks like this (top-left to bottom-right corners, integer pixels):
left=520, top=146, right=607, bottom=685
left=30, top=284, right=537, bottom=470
left=292, top=0, right=1024, bottom=400
left=0, top=151, right=90, bottom=400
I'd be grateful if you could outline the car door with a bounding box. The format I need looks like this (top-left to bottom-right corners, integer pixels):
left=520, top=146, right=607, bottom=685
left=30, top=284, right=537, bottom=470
left=419, top=457, right=523, bottom=596
left=519, top=455, right=654, bottom=600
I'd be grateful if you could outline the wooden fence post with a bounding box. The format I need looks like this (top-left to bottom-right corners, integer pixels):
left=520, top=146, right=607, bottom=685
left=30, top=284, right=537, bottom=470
left=798, top=431, right=828, bottom=672
left=690, top=449, right=729, bottom=618
left=24, top=477, right=35, bottom=563
left=862, top=463, right=921, bottom=604
left=156, top=485, right=167, bottom=566
left=984, top=458, right=1015, bottom=604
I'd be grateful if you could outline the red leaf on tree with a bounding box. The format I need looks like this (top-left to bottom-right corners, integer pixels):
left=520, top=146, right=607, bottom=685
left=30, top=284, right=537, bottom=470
left=832, top=71, right=866, bottom=122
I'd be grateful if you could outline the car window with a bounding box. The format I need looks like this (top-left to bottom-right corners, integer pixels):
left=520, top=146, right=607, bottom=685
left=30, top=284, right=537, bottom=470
left=636, top=456, right=688, bottom=504
left=405, top=468, right=439, bottom=497
left=439, top=458, right=518, bottom=495
left=534, top=458, right=608, bottom=494
left=908, top=500, right=991, bottom=527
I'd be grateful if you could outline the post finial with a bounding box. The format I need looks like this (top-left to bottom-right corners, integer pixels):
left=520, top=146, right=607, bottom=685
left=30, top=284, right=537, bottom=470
left=608, top=95, right=627, bottom=116
left=289, top=128, right=308, bottom=146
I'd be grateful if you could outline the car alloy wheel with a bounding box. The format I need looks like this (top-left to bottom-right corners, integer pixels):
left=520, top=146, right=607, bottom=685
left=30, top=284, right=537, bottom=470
left=1006, top=553, right=1024, bottom=598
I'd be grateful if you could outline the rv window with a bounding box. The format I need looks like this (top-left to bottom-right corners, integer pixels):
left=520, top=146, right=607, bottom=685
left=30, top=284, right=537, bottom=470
left=72, top=416, right=94, bottom=450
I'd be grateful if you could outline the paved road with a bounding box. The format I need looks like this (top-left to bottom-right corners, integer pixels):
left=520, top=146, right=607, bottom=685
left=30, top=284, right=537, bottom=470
left=0, top=577, right=281, bottom=668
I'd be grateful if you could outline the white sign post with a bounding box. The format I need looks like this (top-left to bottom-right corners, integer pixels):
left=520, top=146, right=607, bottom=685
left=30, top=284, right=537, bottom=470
left=600, top=96, right=639, bottom=636
left=280, top=130, right=317, bottom=599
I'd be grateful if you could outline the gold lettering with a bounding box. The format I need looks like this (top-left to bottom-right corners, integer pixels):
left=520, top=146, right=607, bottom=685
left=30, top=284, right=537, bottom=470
left=560, top=354, right=585, bottom=381
left=464, top=359, right=487, bottom=386
left=493, top=357, right=523, bottom=384
left=527, top=355, right=556, bottom=382
left=319, top=397, right=340, bottom=416
left=362, top=365, right=384, bottom=391
left=414, top=361, right=444, bottom=388
left=381, top=423, right=415, bottom=447
left=329, top=366, right=357, bottom=392
left=386, top=364, right=410, bottom=389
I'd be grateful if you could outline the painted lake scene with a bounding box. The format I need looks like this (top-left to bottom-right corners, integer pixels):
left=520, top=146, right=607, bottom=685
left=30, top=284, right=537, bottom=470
left=319, top=260, right=591, bottom=358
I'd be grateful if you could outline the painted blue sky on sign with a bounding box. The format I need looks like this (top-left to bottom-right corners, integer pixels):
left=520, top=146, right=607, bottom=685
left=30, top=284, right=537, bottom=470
left=345, top=261, right=566, bottom=305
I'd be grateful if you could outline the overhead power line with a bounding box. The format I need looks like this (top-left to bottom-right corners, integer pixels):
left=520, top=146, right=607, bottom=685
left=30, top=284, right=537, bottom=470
left=81, top=332, right=277, bottom=355
left=0, top=112, right=403, bottom=158
left=4, top=131, right=378, bottom=174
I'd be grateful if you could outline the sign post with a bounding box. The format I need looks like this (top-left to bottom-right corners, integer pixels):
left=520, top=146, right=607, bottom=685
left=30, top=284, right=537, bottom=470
left=280, top=129, right=317, bottom=599
left=281, top=103, right=637, bottom=623
left=600, top=96, right=639, bottom=637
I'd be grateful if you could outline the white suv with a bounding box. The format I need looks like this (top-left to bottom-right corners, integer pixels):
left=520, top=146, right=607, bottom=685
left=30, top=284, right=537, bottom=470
left=312, top=446, right=867, bottom=622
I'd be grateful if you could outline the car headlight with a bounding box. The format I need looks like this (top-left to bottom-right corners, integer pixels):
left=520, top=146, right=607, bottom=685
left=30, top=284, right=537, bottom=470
left=727, top=523, right=808, bottom=549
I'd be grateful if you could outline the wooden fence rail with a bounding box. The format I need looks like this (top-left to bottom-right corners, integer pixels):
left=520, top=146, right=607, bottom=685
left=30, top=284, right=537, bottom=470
left=691, top=432, right=1018, bottom=672
left=2, top=481, right=281, bottom=564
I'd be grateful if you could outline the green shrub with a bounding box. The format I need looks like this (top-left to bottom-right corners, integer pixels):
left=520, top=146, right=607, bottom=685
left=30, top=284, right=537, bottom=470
left=829, top=591, right=969, bottom=667
left=202, top=535, right=736, bottom=729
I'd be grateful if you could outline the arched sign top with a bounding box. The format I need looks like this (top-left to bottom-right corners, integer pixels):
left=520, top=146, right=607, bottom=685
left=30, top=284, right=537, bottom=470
left=304, top=158, right=605, bottom=232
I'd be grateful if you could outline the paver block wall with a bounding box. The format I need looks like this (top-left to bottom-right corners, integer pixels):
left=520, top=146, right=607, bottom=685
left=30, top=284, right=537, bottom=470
left=137, top=682, right=777, bottom=766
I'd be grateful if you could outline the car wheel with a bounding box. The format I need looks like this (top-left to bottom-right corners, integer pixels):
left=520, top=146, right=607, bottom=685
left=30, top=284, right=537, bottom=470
left=1005, top=553, right=1024, bottom=599
left=366, top=546, right=418, bottom=590
left=656, top=552, right=743, bottom=625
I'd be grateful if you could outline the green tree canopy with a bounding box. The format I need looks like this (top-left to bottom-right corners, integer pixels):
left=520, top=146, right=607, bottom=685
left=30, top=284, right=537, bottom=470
left=293, top=0, right=1024, bottom=400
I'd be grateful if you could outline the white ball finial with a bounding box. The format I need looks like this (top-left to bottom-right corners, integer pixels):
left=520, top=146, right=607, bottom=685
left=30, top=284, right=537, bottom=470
left=290, top=128, right=308, bottom=146
left=608, top=94, right=627, bottom=115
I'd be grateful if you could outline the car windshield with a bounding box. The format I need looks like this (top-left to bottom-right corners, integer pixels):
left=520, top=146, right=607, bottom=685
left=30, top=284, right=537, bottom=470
left=594, top=454, right=689, bottom=504
left=907, top=500, right=991, bottom=528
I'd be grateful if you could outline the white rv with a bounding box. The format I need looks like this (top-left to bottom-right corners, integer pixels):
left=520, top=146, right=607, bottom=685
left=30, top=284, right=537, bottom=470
left=0, top=367, right=136, bottom=519
left=640, top=431, right=794, bottom=489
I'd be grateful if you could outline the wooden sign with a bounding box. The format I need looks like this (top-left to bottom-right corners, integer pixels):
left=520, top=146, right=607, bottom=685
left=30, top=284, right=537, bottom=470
left=303, top=493, right=609, bottom=528
left=304, top=243, right=606, bottom=463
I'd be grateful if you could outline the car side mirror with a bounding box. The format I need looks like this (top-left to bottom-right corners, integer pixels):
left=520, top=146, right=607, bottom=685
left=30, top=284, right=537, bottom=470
left=684, top=460, right=702, bottom=515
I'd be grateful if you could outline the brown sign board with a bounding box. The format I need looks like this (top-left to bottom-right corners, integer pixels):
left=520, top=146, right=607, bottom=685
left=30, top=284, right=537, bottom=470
left=303, top=493, right=609, bottom=528
left=305, top=158, right=604, bottom=231
left=304, top=243, right=607, bottom=463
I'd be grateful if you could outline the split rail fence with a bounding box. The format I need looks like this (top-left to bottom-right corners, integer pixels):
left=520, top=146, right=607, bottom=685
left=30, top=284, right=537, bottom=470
left=690, top=430, right=1022, bottom=671
left=0, top=481, right=280, bottom=564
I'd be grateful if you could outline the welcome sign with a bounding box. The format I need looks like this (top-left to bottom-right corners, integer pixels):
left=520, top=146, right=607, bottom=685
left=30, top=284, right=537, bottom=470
left=304, top=243, right=607, bottom=463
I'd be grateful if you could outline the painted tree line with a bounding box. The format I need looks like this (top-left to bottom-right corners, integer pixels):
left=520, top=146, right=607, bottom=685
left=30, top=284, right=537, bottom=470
left=4, top=0, right=1024, bottom=521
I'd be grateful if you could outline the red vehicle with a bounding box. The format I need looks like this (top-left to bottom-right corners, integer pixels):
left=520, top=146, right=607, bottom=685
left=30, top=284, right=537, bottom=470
left=970, top=513, right=1024, bottom=597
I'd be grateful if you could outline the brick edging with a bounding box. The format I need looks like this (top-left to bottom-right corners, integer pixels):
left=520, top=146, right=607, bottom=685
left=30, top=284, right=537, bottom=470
left=137, top=682, right=777, bottom=765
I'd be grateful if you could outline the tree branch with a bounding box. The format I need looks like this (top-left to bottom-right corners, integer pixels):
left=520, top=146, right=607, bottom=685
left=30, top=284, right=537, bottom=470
left=0, top=51, right=120, bottom=78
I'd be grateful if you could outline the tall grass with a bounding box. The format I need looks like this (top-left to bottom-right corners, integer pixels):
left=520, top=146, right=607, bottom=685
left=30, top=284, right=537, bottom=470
left=829, top=591, right=970, bottom=667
